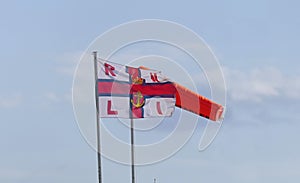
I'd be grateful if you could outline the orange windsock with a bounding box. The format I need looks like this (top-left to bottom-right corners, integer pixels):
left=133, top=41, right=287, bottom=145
left=139, top=66, right=224, bottom=121
left=173, top=83, right=223, bottom=121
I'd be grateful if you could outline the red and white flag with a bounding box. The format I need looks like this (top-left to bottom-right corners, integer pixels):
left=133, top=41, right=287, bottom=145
left=97, top=60, right=176, bottom=118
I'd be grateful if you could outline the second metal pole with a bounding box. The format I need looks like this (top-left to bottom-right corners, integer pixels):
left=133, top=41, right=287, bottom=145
left=130, top=118, right=135, bottom=183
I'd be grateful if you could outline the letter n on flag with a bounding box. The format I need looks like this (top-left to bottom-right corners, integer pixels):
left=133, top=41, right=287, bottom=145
left=97, top=60, right=176, bottom=118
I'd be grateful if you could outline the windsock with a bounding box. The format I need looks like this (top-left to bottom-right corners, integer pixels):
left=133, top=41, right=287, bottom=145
left=173, top=83, right=223, bottom=121
left=139, top=66, right=224, bottom=121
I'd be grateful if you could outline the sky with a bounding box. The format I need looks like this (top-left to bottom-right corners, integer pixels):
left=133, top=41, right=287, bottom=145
left=1, top=0, right=300, bottom=183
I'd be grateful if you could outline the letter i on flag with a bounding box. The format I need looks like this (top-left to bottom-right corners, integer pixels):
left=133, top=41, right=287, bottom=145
left=97, top=59, right=177, bottom=118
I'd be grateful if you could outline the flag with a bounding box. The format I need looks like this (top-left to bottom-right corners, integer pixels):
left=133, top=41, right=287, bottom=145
left=97, top=60, right=176, bottom=118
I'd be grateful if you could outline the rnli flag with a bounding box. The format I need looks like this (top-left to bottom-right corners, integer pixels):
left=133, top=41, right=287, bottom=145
left=97, top=60, right=176, bottom=118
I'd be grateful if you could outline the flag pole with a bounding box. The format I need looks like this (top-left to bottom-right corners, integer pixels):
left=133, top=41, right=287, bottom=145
left=130, top=117, right=135, bottom=183
left=93, top=51, right=102, bottom=183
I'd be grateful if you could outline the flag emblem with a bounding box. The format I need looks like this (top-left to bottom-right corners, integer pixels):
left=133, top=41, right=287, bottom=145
left=131, top=91, right=145, bottom=108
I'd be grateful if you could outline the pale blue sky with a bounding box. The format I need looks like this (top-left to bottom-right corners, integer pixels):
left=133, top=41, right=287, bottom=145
left=1, top=0, right=300, bottom=182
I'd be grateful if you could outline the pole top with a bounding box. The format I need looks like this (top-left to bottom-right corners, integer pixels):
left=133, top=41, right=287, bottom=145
left=93, top=51, right=98, bottom=59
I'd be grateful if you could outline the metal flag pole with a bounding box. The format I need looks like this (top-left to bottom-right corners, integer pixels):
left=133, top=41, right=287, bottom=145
left=130, top=117, right=136, bottom=183
left=93, top=51, right=102, bottom=183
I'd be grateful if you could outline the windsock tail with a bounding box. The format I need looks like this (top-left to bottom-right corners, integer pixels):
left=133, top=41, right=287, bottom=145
left=173, top=83, right=223, bottom=121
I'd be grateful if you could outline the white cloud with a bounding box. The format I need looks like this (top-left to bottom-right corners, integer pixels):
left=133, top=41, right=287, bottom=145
left=51, top=51, right=86, bottom=105
left=44, top=92, right=60, bottom=103
left=0, top=94, right=22, bottom=108
left=224, top=67, right=300, bottom=102
left=0, top=168, right=27, bottom=181
left=42, top=90, right=73, bottom=105
left=56, top=51, right=83, bottom=76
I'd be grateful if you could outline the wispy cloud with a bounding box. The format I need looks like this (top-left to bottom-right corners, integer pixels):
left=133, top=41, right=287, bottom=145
left=0, top=94, right=22, bottom=108
left=42, top=90, right=72, bottom=105
left=51, top=51, right=84, bottom=105
left=0, top=168, right=27, bottom=181
left=224, top=67, right=300, bottom=102
left=55, top=51, right=83, bottom=77
left=43, top=92, right=60, bottom=103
